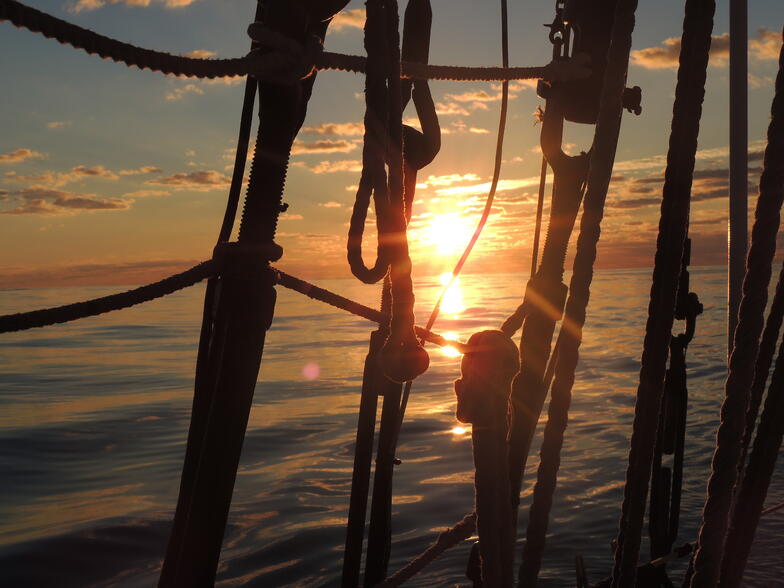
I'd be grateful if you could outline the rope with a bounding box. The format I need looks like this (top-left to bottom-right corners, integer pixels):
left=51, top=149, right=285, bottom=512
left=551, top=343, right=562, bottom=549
left=517, top=0, right=642, bottom=583
left=609, top=2, right=714, bottom=585
left=0, top=261, right=216, bottom=334
left=374, top=513, right=477, bottom=587
left=393, top=0, right=510, bottom=462
left=720, top=287, right=784, bottom=588
left=531, top=157, right=549, bottom=277
left=0, top=0, right=586, bottom=83
left=714, top=33, right=784, bottom=588
left=736, top=257, right=784, bottom=479
left=690, top=28, right=784, bottom=588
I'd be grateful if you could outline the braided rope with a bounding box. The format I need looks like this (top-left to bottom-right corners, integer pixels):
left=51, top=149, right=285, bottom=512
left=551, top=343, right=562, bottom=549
left=720, top=270, right=784, bottom=588
left=608, top=1, right=715, bottom=585
left=0, top=261, right=217, bottom=334
left=690, top=28, right=784, bottom=588
left=736, top=257, right=784, bottom=479
left=516, top=0, right=641, bottom=583
left=0, top=0, right=582, bottom=82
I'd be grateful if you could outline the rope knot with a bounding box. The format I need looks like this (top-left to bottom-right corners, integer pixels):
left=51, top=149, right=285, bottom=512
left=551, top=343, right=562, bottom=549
left=213, top=241, right=283, bottom=277
left=379, top=332, right=430, bottom=384
left=246, top=22, right=323, bottom=84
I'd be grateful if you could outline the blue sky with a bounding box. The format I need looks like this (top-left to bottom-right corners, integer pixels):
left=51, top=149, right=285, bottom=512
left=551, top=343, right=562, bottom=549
left=0, top=0, right=781, bottom=287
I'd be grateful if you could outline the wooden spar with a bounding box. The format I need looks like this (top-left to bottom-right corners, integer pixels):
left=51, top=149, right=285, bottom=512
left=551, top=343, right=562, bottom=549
left=728, top=0, right=748, bottom=358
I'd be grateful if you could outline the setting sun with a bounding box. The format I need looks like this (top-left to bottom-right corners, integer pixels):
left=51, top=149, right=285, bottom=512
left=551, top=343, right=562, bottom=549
left=426, top=213, right=474, bottom=256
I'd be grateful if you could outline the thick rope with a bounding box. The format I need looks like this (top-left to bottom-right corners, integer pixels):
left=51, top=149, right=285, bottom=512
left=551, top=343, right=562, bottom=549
left=0, top=261, right=217, bottom=334
left=714, top=34, right=784, bottom=588
left=517, top=0, right=641, bottom=583
left=0, top=0, right=585, bottom=82
left=720, top=289, right=784, bottom=587
left=736, top=257, right=784, bottom=479
left=610, top=2, right=714, bottom=585
left=690, top=28, right=784, bottom=588
left=374, top=513, right=477, bottom=587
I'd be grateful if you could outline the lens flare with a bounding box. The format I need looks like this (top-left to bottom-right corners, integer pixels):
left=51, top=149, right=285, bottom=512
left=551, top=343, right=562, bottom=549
left=428, top=213, right=473, bottom=256
left=438, top=273, right=466, bottom=316
left=441, top=331, right=463, bottom=358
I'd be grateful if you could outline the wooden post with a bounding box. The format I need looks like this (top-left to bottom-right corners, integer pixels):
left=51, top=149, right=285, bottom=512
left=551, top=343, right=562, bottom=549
left=728, top=0, right=748, bottom=358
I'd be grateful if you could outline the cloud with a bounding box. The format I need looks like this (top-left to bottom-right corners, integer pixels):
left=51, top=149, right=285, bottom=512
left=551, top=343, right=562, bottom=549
left=165, top=83, right=205, bottom=101
left=435, top=102, right=471, bottom=116
left=436, top=177, right=540, bottom=197
left=182, top=49, right=215, bottom=59
left=301, top=122, right=364, bottom=136
left=4, top=164, right=120, bottom=186
left=119, top=166, right=163, bottom=175
left=632, top=29, right=780, bottom=70
left=445, top=89, right=503, bottom=103
left=68, top=0, right=199, bottom=13
left=421, top=173, right=482, bottom=188
left=750, top=28, right=783, bottom=61
left=147, top=169, right=229, bottom=190
left=47, top=121, right=71, bottom=129
left=330, top=8, right=365, bottom=31
left=122, top=189, right=169, bottom=198
left=291, top=139, right=358, bottom=155
left=0, top=186, right=129, bottom=215
left=0, top=148, right=44, bottom=163
left=319, top=201, right=343, bottom=208
left=293, top=160, right=363, bottom=174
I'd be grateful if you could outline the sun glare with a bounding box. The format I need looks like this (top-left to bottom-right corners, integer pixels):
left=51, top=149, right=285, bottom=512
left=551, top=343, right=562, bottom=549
left=427, top=213, right=474, bottom=256
left=451, top=426, right=467, bottom=436
left=437, top=273, right=466, bottom=316
left=441, top=331, right=463, bottom=358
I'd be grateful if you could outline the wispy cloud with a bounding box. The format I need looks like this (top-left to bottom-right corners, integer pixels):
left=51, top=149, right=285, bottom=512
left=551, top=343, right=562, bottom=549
left=0, top=186, right=129, bottom=215
left=165, top=83, right=205, bottom=101
left=119, top=166, right=162, bottom=175
left=0, top=148, right=44, bottom=163
left=632, top=29, right=780, bottom=69
left=68, top=0, right=199, bottom=14
left=293, top=160, right=363, bottom=174
left=330, top=8, right=365, bottom=32
left=301, top=122, right=364, bottom=136
left=147, top=169, right=229, bottom=190
left=47, top=121, right=72, bottom=130
left=182, top=49, right=216, bottom=59
left=4, top=165, right=120, bottom=186
left=291, top=139, right=358, bottom=155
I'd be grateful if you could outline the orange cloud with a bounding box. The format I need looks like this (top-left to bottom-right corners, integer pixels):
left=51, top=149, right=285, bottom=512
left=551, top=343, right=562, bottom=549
left=291, top=139, right=358, bottom=155
left=147, top=170, right=230, bottom=190
left=330, top=8, right=365, bottom=32
left=0, top=148, right=44, bottom=163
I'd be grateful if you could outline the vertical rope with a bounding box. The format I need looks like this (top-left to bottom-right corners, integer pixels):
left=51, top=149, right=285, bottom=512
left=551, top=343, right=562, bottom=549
left=517, top=0, right=641, bottom=582
left=690, top=28, right=784, bottom=588
left=611, top=2, right=715, bottom=585
left=720, top=278, right=784, bottom=588
left=713, top=33, right=784, bottom=588
left=736, top=257, right=784, bottom=479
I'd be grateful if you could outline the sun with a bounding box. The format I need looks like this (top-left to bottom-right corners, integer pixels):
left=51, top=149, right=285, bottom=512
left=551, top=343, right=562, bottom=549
left=427, top=213, right=474, bottom=256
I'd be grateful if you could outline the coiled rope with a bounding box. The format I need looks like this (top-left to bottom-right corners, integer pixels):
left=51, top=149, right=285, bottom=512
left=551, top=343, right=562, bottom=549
left=609, top=1, right=714, bottom=585
left=0, top=0, right=583, bottom=83
left=517, top=0, right=641, bottom=583
left=690, top=27, right=784, bottom=588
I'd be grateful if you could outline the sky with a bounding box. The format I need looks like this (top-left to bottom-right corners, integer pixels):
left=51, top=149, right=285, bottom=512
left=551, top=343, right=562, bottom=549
left=0, top=0, right=781, bottom=288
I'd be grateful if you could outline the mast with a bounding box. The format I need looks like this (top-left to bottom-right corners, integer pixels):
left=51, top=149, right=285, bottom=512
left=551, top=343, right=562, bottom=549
left=728, top=0, right=748, bottom=358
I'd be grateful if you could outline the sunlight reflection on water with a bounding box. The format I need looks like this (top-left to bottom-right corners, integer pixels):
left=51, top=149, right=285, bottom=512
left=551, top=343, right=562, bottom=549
left=0, top=268, right=781, bottom=587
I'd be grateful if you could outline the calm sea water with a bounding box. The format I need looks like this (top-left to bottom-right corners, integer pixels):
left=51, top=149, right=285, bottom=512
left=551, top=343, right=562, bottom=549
left=0, top=267, right=782, bottom=587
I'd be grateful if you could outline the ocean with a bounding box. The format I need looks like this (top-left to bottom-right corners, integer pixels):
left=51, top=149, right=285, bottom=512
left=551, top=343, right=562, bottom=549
left=0, top=267, right=782, bottom=587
